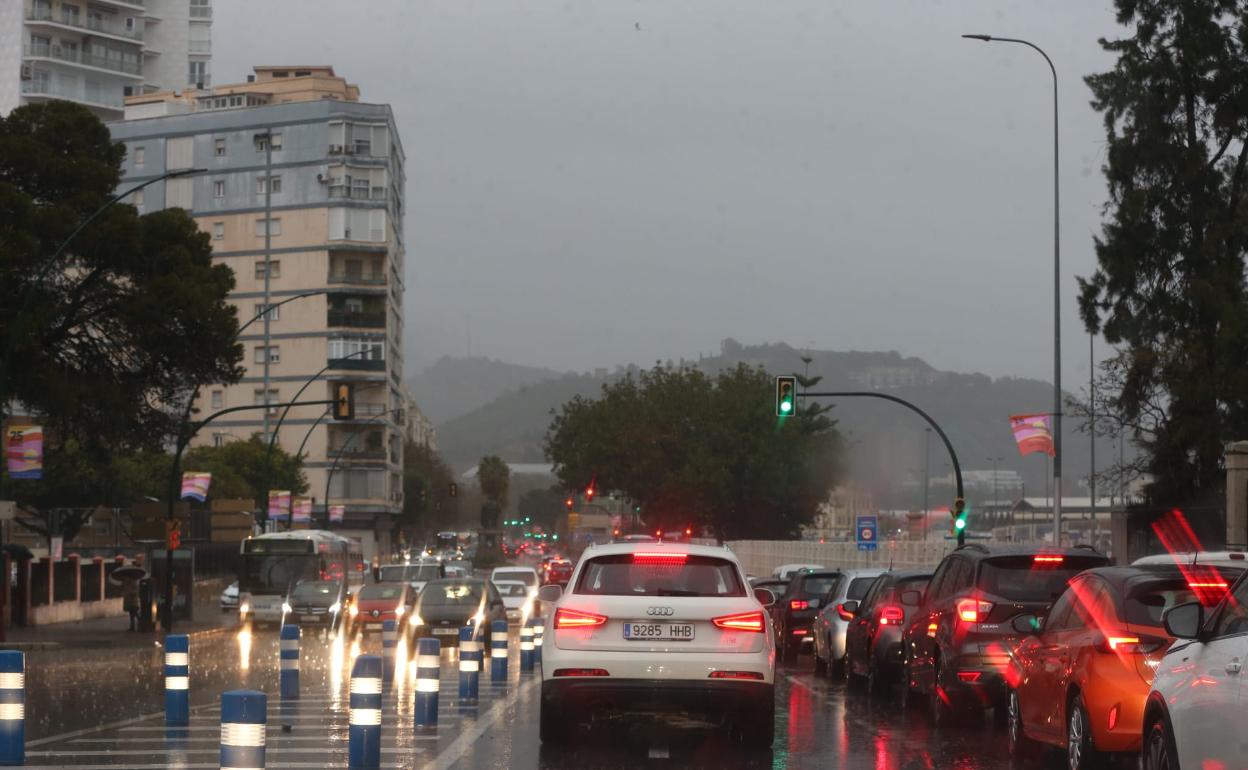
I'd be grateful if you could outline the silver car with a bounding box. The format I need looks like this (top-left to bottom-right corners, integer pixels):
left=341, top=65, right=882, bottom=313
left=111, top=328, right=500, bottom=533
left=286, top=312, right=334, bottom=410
left=811, top=568, right=885, bottom=677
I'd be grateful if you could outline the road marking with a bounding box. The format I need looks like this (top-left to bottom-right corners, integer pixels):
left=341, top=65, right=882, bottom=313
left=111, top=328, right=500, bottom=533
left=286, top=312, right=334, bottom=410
left=423, top=676, right=537, bottom=770
left=27, top=709, right=165, bottom=747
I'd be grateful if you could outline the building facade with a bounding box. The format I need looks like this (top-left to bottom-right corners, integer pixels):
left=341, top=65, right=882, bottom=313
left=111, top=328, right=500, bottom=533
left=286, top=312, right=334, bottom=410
left=108, top=66, right=406, bottom=558
left=0, top=0, right=212, bottom=119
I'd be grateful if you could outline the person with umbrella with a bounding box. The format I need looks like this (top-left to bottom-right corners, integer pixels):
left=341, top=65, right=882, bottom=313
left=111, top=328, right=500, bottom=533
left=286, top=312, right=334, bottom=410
left=110, top=564, right=146, bottom=631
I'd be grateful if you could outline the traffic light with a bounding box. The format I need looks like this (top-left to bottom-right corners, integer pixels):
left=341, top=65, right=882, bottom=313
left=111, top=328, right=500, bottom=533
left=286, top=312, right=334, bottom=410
left=953, top=497, right=968, bottom=546
left=585, top=486, right=595, bottom=500
left=448, top=482, right=458, bottom=498
left=565, top=497, right=574, bottom=509
left=166, top=519, right=182, bottom=551
left=332, top=382, right=355, bottom=420
left=775, top=376, right=796, bottom=416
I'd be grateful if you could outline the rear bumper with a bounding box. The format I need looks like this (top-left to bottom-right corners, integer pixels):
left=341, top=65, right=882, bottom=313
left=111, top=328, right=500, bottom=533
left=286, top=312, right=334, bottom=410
left=542, top=678, right=773, bottom=722
left=413, top=628, right=465, bottom=647
left=945, top=652, right=1012, bottom=708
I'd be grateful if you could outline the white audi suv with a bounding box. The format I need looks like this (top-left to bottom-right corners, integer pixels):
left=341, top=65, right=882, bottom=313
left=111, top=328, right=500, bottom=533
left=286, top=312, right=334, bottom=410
left=539, top=541, right=776, bottom=747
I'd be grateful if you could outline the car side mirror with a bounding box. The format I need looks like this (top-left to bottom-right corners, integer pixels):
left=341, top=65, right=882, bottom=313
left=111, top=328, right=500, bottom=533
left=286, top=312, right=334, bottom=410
left=753, top=588, right=776, bottom=607
left=1164, top=601, right=1204, bottom=640
left=900, top=589, right=923, bottom=607
left=839, top=600, right=859, bottom=618
left=1011, top=614, right=1042, bottom=635
left=538, top=584, right=563, bottom=603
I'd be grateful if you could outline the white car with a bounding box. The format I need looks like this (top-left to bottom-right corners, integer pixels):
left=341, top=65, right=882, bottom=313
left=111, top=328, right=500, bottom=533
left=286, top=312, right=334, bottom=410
left=220, top=581, right=239, bottom=613
left=539, top=541, right=776, bottom=747
left=1133, top=550, right=1248, bottom=570
left=494, top=579, right=534, bottom=623
left=1144, top=569, right=1248, bottom=769
left=490, top=566, right=540, bottom=597
left=772, top=563, right=825, bottom=581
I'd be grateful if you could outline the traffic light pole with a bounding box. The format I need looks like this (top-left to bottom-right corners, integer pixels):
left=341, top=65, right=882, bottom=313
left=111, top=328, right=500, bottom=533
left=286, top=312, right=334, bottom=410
left=799, top=391, right=965, bottom=537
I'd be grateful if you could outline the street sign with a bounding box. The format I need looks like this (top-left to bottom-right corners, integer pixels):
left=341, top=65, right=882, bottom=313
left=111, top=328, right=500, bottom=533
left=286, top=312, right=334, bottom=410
left=856, top=515, right=878, bottom=552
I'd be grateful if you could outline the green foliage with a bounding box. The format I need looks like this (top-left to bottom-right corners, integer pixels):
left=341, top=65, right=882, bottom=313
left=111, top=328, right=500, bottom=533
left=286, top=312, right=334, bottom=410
left=477, top=455, right=511, bottom=506
left=544, top=364, right=843, bottom=540
left=517, top=487, right=566, bottom=531
left=1081, top=1, right=1248, bottom=505
left=402, top=441, right=458, bottom=533
left=0, top=101, right=243, bottom=453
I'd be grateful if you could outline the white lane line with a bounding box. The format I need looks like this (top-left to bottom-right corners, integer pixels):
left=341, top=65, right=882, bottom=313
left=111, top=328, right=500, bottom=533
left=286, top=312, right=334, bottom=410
left=423, top=676, right=538, bottom=770
left=784, top=672, right=817, bottom=695
left=26, top=709, right=165, bottom=747
left=18, top=764, right=406, bottom=770
left=28, top=747, right=425, bottom=757
left=68, top=735, right=441, bottom=744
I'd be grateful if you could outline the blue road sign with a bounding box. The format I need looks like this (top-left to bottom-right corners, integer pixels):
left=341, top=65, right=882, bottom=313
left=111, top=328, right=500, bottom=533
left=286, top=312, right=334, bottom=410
left=856, top=515, right=878, bottom=552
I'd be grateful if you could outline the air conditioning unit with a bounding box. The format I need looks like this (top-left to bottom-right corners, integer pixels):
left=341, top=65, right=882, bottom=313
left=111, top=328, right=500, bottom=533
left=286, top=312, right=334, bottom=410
left=20, top=63, right=32, bottom=80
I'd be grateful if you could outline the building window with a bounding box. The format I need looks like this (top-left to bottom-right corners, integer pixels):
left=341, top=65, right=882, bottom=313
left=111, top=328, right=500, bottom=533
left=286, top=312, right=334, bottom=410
left=132, top=189, right=144, bottom=210
left=212, top=222, right=224, bottom=240
left=189, top=0, right=211, bottom=18
left=255, top=133, right=283, bottom=152
left=211, top=390, right=223, bottom=409
left=329, top=336, right=384, bottom=361
left=212, top=433, right=226, bottom=448
left=189, top=60, right=208, bottom=88
left=214, top=138, right=226, bottom=157
left=253, top=346, right=280, bottom=364
left=254, top=303, right=279, bottom=322
left=213, top=180, right=224, bottom=198
left=253, top=388, right=279, bottom=407
left=133, top=146, right=145, bottom=166
left=255, top=175, right=281, bottom=195
left=254, top=218, right=281, bottom=237
left=254, top=259, right=280, bottom=279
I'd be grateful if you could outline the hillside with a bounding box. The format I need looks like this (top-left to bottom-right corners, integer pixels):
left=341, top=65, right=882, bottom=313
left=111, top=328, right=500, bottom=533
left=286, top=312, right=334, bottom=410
left=431, top=340, right=1114, bottom=504
left=407, top=356, right=564, bottom=423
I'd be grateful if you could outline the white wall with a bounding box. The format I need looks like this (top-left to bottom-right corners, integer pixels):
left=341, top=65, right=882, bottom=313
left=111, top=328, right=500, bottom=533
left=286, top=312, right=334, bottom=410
left=0, top=0, right=23, bottom=115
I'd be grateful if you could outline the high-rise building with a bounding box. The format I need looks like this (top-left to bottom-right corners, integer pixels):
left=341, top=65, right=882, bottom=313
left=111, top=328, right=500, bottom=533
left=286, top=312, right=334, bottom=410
left=0, top=0, right=212, bottom=119
left=108, top=66, right=406, bottom=559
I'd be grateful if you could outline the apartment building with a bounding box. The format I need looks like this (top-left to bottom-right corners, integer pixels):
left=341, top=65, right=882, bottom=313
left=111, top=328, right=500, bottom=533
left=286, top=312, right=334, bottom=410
left=108, top=66, right=406, bottom=558
left=0, top=0, right=212, bottom=119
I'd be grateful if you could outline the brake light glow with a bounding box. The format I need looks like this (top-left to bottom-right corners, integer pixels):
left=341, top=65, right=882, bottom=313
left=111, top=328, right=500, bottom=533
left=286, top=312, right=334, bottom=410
left=553, top=608, right=607, bottom=629
left=791, top=628, right=808, bottom=635
left=1097, top=634, right=1164, bottom=654
left=927, top=621, right=938, bottom=638
left=1033, top=555, right=1065, bottom=564
left=633, top=552, right=687, bottom=566
left=957, top=671, right=982, bottom=682
left=836, top=602, right=855, bottom=621
left=709, top=671, right=765, bottom=680
left=1187, top=581, right=1228, bottom=589
left=956, top=598, right=993, bottom=624
left=879, top=606, right=905, bottom=625
left=790, top=600, right=809, bottom=611
left=552, top=668, right=609, bottom=677
left=712, top=610, right=765, bottom=633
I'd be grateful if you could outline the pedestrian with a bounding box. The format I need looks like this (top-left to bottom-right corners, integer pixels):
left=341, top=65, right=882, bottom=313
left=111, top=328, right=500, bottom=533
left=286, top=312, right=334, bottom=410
left=122, top=575, right=140, bottom=631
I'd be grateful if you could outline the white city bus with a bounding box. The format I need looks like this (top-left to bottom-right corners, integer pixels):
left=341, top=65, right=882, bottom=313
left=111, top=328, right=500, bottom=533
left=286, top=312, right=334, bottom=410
left=238, top=530, right=365, bottom=626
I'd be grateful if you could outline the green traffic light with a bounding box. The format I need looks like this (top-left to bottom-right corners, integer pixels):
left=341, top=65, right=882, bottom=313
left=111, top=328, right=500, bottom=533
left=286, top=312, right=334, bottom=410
left=780, top=401, right=792, bottom=413
left=955, top=518, right=967, bottom=530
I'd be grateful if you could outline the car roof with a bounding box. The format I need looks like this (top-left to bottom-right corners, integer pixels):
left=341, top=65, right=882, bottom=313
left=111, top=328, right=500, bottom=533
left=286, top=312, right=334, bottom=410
left=579, top=541, right=741, bottom=563
left=426, top=576, right=484, bottom=586
left=951, top=543, right=1109, bottom=560
left=1081, top=564, right=1242, bottom=590
left=1133, top=551, right=1248, bottom=568
left=795, top=570, right=843, bottom=580
left=492, top=579, right=526, bottom=586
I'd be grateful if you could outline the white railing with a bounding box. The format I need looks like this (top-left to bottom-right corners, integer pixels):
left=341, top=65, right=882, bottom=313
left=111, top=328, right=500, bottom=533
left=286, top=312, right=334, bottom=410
left=21, top=80, right=124, bottom=109
left=24, top=42, right=141, bottom=75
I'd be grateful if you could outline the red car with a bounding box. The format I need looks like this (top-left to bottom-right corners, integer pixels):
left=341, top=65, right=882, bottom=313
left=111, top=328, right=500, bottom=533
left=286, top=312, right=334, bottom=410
left=348, top=582, right=415, bottom=636
left=544, top=560, right=574, bottom=586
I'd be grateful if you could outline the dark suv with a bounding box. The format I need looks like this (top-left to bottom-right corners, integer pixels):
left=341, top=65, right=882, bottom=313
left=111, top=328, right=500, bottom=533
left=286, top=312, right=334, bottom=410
left=774, top=570, right=843, bottom=661
left=901, top=544, right=1109, bottom=725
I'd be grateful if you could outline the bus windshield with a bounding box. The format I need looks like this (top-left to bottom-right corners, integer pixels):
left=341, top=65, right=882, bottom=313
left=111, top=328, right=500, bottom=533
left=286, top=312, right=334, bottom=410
left=240, top=554, right=318, bottom=595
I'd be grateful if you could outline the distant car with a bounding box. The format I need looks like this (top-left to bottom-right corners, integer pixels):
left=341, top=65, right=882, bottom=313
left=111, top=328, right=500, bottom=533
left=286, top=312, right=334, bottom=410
left=378, top=561, right=445, bottom=594
left=773, top=563, right=825, bottom=581
left=843, top=570, right=932, bottom=690
left=1143, top=567, right=1248, bottom=770
left=749, top=576, right=789, bottom=593
left=412, top=577, right=508, bottom=647
left=220, top=581, right=239, bottom=613
left=773, top=570, right=846, bottom=661
left=902, top=544, right=1111, bottom=726
left=1010, top=564, right=1238, bottom=769
left=808, top=568, right=887, bottom=675
left=348, top=582, right=416, bottom=636
left=494, top=579, right=535, bottom=623
left=283, top=580, right=347, bottom=630
left=491, top=567, right=540, bottom=597
left=545, top=560, right=574, bottom=586
left=445, top=558, right=473, bottom=575
left=619, top=534, right=659, bottom=544
left=444, top=565, right=469, bottom=579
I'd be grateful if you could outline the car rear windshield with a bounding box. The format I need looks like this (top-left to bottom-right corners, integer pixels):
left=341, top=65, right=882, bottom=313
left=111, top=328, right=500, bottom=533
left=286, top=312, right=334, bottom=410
left=494, top=583, right=528, bottom=598
left=977, top=556, right=1107, bottom=602
left=847, top=577, right=877, bottom=601
left=799, top=575, right=842, bottom=598
left=1124, top=581, right=1202, bottom=626
left=494, top=570, right=536, bottom=587
left=420, top=582, right=484, bottom=607
left=575, top=554, right=746, bottom=597
left=357, top=584, right=405, bottom=601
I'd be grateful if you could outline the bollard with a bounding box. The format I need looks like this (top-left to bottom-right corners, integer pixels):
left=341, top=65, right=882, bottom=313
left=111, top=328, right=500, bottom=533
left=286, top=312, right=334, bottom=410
left=458, top=626, right=480, bottom=703
left=382, top=619, right=397, bottom=686
left=414, top=637, right=441, bottom=728
left=490, top=619, right=509, bottom=681
left=520, top=620, right=535, bottom=672
left=0, top=651, right=23, bottom=766
left=220, top=690, right=266, bottom=770
left=348, top=655, right=382, bottom=770
left=165, top=634, right=190, bottom=726
left=279, top=624, right=300, bottom=700
left=533, top=618, right=544, bottom=650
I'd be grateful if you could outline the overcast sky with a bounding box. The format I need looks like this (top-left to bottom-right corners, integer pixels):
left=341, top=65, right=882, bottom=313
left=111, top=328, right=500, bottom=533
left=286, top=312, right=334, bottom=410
left=214, top=0, right=1122, bottom=383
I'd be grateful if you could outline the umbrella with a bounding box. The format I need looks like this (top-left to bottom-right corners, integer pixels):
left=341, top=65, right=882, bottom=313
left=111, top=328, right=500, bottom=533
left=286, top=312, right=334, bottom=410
left=110, top=565, right=147, bottom=583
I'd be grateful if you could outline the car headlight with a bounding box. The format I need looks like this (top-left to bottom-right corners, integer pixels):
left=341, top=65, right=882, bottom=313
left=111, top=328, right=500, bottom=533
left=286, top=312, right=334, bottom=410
left=328, top=602, right=341, bottom=614
left=281, top=602, right=292, bottom=614
left=349, top=604, right=359, bottom=618
left=395, top=605, right=406, bottom=618
left=472, top=611, right=485, bottom=625
left=409, top=613, right=423, bottom=627
left=239, top=602, right=250, bottom=616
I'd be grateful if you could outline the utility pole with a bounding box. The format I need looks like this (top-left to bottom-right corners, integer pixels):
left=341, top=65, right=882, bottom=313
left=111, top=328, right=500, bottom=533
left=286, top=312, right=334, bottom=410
left=257, top=130, right=274, bottom=441
left=923, top=428, right=931, bottom=542
left=1090, top=333, right=1096, bottom=526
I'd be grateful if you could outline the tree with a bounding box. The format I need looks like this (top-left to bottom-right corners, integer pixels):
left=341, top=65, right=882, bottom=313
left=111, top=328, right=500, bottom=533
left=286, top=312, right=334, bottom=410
left=477, top=455, right=511, bottom=507
left=1081, top=1, right=1248, bottom=506
left=517, top=487, right=566, bottom=531
left=544, top=364, right=843, bottom=540
left=180, top=436, right=307, bottom=507
left=0, top=101, right=243, bottom=456
left=402, top=441, right=458, bottom=535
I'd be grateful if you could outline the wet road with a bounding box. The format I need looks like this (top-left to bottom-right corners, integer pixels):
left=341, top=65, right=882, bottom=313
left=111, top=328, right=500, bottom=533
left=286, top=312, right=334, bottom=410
left=22, top=623, right=1063, bottom=769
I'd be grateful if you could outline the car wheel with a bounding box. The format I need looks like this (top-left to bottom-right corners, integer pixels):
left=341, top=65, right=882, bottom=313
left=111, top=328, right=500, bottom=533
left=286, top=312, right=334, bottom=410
left=738, top=694, right=775, bottom=749
left=814, top=649, right=828, bottom=675
left=1006, top=689, right=1038, bottom=759
left=866, top=654, right=883, bottom=695
left=846, top=654, right=866, bottom=691
left=1142, top=715, right=1178, bottom=770
left=901, top=650, right=922, bottom=711
left=929, top=658, right=955, bottom=728
left=1067, top=694, right=1105, bottom=770
left=539, top=698, right=570, bottom=745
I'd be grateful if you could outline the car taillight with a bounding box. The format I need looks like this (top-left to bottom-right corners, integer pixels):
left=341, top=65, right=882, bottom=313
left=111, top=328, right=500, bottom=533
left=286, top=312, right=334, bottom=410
left=553, top=608, right=607, bottom=629
left=836, top=602, right=855, bottom=621
left=712, top=610, right=765, bottom=632
left=1033, top=555, right=1065, bottom=564
left=553, top=668, right=609, bottom=677
left=1096, top=634, right=1165, bottom=654
left=878, top=605, right=905, bottom=625
left=633, top=552, right=687, bottom=566
left=790, top=600, right=809, bottom=611
left=956, top=598, right=993, bottom=624
left=709, top=671, right=765, bottom=680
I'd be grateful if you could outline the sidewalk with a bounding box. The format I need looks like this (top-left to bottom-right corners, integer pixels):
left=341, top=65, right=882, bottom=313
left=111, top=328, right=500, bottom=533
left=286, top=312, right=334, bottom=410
left=0, top=600, right=235, bottom=650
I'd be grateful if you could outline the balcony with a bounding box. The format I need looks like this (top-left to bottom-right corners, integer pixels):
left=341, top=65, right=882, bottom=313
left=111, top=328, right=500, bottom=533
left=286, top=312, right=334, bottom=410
left=328, top=447, right=387, bottom=462
left=189, top=4, right=211, bottom=18
left=328, top=184, right=387, bottom=201
left=21, top=80, right=124, bottom=110
left=327, top=357, right=384, bottom=372
left=26, top=9, right=144, bottom=42
left=327, top=143, right=383, bottom=158
left=328, top=272, right=386, bottom=286
left=328, top=310, right=386, bottom=329
left=24, top=42, right=142, bottom=77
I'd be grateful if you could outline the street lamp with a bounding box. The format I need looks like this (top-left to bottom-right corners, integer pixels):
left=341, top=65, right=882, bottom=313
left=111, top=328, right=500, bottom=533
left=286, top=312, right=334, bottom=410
left=962, top=33, right=1063, bottom=545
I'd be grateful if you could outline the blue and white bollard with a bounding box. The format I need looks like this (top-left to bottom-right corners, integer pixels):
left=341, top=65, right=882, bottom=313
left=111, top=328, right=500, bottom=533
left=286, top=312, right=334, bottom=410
left=490, top=620, right=509, bottom=681
left=533, top=618, right=544, bottom=651
left=220, top=690, right=266, bottom=770
left=164, top=633, right=189, bottom=726
left=458, top=627, right=479, bottom=703
left=382, top=619, right=397, bottom=686
left=520, top=620, right=535, bottom=672
left=348, top=655, right=382, bottom=770
left=279, top=624, right=300, bottom=700
left=0, top=651, right=23, bottom=766
left=414, top=638, right=440, bottom=728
